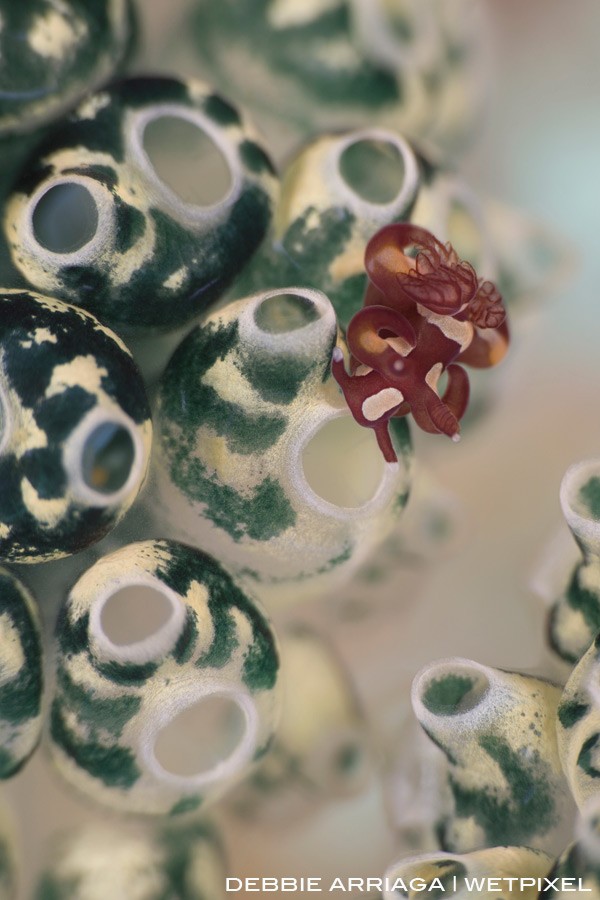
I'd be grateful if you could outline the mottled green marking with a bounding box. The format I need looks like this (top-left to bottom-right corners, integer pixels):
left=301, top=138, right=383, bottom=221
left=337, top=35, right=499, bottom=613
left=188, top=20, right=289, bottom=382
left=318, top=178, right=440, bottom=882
left=239, top=139, right=276, bottom=175
left=156, top=543, right=279, bottom=692
left=162, top=821, right=220, bottom=898
left=174, top=422, right=295, bottom=540
left=162, top=317, right=287, bottom=454
left=565, top=569, right=600, bottom=633
left=422, top=675, right=475, bottom=716
left=448, top=734, right=555, bottom=846
left=56, top=666, right=140, bottom=738
left=35, top=873, right=75, bottom=900
left=577, top=733, right=600, bottom=779
left=332, top=273, right=369, bottom=327
left=203, top=93, right=241, bottom=126
left=50, top=701, right=141, bottom=789
left=93, top=658, right=158, bottom=686
left=169, top=795, right=202, bottom=816
left=0, top=748, right=16, bottom=779
left=558, top=699, right=590, bottom=729
left=336, top=742, right=362, bottom=774
left=236, top=350, right=314, bottom=405
left=192, top=2, right=399, bottom=113
left=234, top=207, right=358, bottom=328
left=0, top=573, right=42, bottom=725
left=579, top=477, right=600, bottom=521
left=171, top=609, right=198, bottom=665
left=389, top=417, right=413, bottom=461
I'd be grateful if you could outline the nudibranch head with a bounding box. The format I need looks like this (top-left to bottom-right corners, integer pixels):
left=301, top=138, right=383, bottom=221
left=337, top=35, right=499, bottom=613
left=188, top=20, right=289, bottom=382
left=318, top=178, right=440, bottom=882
left=333, top=223, right=509, bottom=461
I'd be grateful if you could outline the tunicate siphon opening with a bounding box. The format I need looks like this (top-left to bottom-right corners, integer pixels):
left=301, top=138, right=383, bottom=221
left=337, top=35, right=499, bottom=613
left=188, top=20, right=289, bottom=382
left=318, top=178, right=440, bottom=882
left=100, top=585, right=174, bottom=646
left=419, top=663, right=490, bottom=716
left=339, top=139, right=405, bottom=204
left=32, top=183, right=98, bottom=253
left=303, top=416, right=384, bottom=508
left=81, top=422, right=135, bottom=495
left=254, top=292, right=320, bottom=334
left=144, top=115, right=231, bottom=205
left=447, top=200, right=484, bottom=269
left=154, top=696, right=247, bottom=777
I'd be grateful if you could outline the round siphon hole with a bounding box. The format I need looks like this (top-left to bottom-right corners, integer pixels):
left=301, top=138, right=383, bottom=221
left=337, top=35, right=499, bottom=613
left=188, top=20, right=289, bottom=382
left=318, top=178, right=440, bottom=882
left=154, top=696, right=247, bottom=777
left=144, top=115, right=232, bottom=205
left=303, top=416, right=385, bottom=508
left=447, top=201, right=484, bottom=268
left=100, top=585, right=174, bottom=646
left=32, top=183, right=98, bottom=253
left=81, top=422, right=135, bottom=495
left=254, top=293, right=320, bottom=334
left=420, top=665, right=489, bottom=717
left=339, top=139, right=405, bottom=204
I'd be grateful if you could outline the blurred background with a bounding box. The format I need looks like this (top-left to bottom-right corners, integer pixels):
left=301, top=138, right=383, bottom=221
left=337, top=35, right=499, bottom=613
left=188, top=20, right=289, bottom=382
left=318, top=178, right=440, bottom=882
left=6, top=0, right=600, bottom=896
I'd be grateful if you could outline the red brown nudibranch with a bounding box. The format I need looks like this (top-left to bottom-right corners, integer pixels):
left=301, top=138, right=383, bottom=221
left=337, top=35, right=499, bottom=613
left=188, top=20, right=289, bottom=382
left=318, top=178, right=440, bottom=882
left=332, top=223, right=509, bottom=463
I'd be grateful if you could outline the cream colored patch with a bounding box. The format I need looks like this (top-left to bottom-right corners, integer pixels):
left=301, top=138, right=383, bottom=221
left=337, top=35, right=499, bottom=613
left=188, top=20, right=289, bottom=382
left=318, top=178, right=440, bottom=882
left=387, top=335, right=413, bottom=356
left=329, top=239, right=364, bottom=283
left=425, top=362, right=443, bottom=391
left=0, top=613, right=25, bottom=684
left=21, top=478, right=67, bottom=528
left=32, top=328, right=57, bottom=345
left=0, top=524, right=10, bottom=540
left=163, top=267, right=187, bottom=290
left=45, top=357, right=108, bottom=398
left=418, top=306, right=474, bottom=351
left=77, top=92, right=111, bottom=121
left=269, top=0, right=339, bottom=29
left=313, top=38, right=362, bottom=70
left=182, top=581, right=213, bottom=653
left=13, top=405, right=48, bottom=457
left=362, top=388, right=404, bottom=421
left=28, top=9, right=84, bottom=60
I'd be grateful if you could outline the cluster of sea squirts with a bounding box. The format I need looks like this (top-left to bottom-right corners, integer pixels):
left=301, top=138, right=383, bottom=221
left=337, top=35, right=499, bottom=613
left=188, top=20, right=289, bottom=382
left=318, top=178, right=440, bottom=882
left=0, top=1, right=578, bottom=898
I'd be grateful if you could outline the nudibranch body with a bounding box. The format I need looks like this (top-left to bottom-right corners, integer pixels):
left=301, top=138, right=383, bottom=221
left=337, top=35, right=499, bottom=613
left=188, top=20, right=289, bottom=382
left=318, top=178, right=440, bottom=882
left=332, top=223, right=509, bottom=461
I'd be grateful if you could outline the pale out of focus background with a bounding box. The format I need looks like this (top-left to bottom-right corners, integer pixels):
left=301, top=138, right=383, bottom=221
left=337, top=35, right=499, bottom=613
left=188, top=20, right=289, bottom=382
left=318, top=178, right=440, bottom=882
left=7, top=1, right=600, bottom=896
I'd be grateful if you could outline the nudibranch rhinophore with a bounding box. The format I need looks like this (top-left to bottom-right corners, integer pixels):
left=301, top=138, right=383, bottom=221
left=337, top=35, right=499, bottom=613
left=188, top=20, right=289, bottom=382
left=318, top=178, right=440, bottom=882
left=50, top=540, right=281, bottom=816
left=332, top=223, right=509, bottom=461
